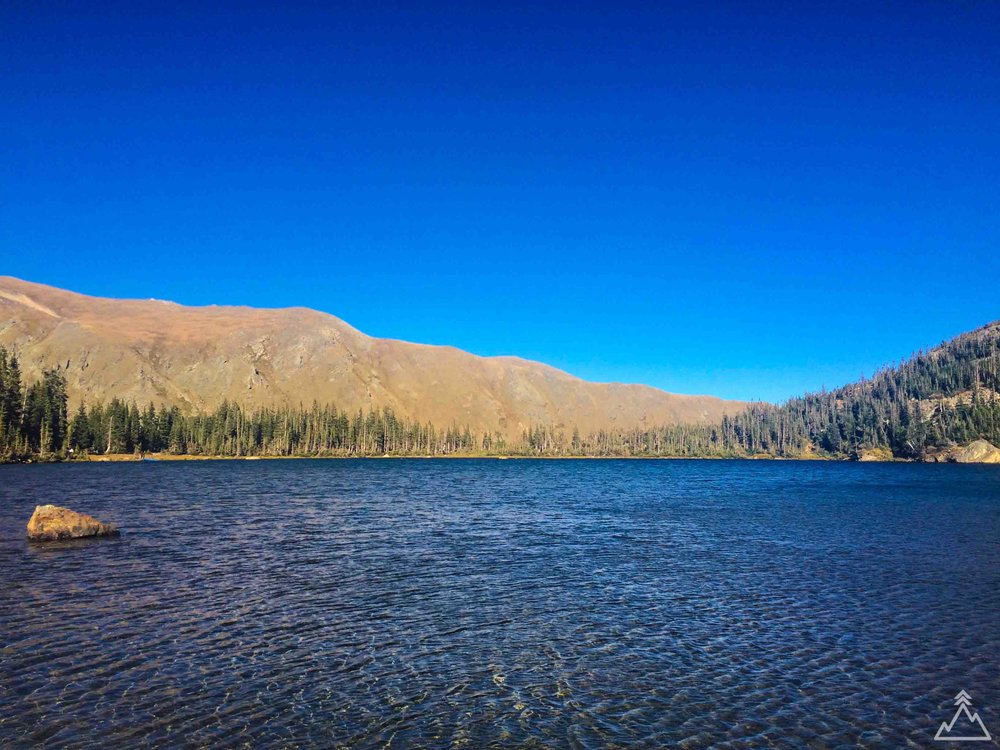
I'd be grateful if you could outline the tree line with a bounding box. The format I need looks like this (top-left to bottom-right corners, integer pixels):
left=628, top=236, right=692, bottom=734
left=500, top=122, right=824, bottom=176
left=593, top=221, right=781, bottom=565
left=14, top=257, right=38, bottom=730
left=0, top=348, right=68, bottom=459
left=1, top=322, right=998, bottom=462
left=64, top=399, right=479, bottom=457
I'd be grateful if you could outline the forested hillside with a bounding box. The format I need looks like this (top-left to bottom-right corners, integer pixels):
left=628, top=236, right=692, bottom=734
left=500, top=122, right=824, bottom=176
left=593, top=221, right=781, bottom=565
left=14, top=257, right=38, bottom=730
left=584, top=321, right=1000, bottom=458
left=1, top=321, right=998, bottom=461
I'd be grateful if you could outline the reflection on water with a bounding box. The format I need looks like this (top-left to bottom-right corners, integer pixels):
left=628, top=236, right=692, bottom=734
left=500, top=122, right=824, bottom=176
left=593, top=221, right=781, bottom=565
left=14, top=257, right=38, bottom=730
left=0, top=459, right=998, bottom=748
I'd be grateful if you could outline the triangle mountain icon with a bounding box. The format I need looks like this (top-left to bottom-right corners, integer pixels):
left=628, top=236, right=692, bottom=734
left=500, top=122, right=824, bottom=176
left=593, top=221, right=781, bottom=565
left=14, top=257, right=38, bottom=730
left=935, top=691, right=992, bottom=742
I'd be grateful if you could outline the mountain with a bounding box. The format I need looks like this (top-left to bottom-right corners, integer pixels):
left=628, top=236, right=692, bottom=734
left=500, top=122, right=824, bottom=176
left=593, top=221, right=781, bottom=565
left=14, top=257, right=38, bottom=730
left=0, top=277, right=742, bottom=438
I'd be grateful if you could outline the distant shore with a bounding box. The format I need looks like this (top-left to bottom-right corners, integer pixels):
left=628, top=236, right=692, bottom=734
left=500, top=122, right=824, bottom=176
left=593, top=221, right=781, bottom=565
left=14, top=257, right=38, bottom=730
left=11, top=446, right=997, bottom=464
left=73, top=452, right=875, bottom=462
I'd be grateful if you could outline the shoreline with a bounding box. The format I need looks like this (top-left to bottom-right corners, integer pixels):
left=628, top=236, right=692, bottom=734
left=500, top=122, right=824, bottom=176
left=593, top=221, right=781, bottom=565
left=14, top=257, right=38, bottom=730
left=65, top=452, right=899, bottom=463
left=0, top=453, right=995, bottom=466
left=9, top=449, right=993, bottom=464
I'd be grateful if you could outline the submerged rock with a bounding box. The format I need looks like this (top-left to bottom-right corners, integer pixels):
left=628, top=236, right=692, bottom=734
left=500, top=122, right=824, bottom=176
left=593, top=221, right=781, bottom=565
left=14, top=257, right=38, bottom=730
left=951, top=439, right=1000, bottom=464
left=26, top=504, right=119, bottom=542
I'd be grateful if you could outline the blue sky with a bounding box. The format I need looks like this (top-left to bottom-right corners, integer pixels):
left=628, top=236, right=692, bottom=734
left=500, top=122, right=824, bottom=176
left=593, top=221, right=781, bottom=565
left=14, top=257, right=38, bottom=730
left=2, top=1, right=998, bottom=402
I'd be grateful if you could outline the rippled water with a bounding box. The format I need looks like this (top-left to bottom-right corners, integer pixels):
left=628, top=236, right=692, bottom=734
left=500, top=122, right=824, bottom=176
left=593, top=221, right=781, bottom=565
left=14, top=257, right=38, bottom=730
left=1, top=460, right=998, bottom=749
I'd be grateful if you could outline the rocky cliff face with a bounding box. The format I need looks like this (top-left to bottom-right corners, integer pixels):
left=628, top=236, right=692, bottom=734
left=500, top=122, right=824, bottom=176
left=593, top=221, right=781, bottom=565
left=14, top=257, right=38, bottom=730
left=0, top=277, right=744, bottom=438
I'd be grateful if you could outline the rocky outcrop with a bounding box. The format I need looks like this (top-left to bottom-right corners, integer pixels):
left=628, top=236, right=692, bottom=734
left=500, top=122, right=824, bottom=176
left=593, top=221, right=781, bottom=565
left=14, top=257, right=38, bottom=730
left=951, top=439, right=1000, bottom=464
left=855, top=446, right=895, bottom=462
left=26, top=504, right=119, bottom=541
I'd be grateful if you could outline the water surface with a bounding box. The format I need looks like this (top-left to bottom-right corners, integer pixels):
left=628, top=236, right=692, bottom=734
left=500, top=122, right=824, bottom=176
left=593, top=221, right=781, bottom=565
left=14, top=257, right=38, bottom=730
left=1, top=460, right=998, bottom=748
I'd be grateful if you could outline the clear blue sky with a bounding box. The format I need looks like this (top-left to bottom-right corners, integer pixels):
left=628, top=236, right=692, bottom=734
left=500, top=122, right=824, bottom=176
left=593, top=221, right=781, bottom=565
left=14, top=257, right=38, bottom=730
left=2, top=1, right=997, bottom=402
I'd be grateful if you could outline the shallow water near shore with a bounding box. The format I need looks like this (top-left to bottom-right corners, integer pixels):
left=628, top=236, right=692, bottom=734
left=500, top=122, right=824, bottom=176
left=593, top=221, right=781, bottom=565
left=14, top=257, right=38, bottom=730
left=1, top=459, right=998, bottom=748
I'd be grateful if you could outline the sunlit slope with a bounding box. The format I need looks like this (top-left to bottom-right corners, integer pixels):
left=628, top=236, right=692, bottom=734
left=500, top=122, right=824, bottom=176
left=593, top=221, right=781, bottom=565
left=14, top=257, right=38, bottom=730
left=0, top=277, right=744, bottom=437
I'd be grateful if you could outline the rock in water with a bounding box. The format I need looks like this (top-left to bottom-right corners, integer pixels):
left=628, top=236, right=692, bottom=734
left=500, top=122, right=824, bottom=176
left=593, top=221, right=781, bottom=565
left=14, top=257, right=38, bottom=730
left=26, top=504, right=119, bottom=541
left=951, top=439, right=1000, bottom=464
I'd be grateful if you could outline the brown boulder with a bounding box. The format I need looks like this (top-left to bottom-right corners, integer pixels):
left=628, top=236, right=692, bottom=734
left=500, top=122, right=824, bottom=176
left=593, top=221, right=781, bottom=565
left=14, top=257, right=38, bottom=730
left=26, top=504, right=119, bottom=542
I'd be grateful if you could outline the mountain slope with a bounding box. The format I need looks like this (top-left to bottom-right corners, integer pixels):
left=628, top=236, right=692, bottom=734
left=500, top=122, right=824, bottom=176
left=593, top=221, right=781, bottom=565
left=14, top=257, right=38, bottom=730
left=0, top=277, right=743, bottom=437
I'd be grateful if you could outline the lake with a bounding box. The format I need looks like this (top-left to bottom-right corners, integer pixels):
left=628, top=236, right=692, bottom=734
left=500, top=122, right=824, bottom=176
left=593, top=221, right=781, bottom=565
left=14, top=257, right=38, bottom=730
left=1, top=459, right=997, bottom=748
